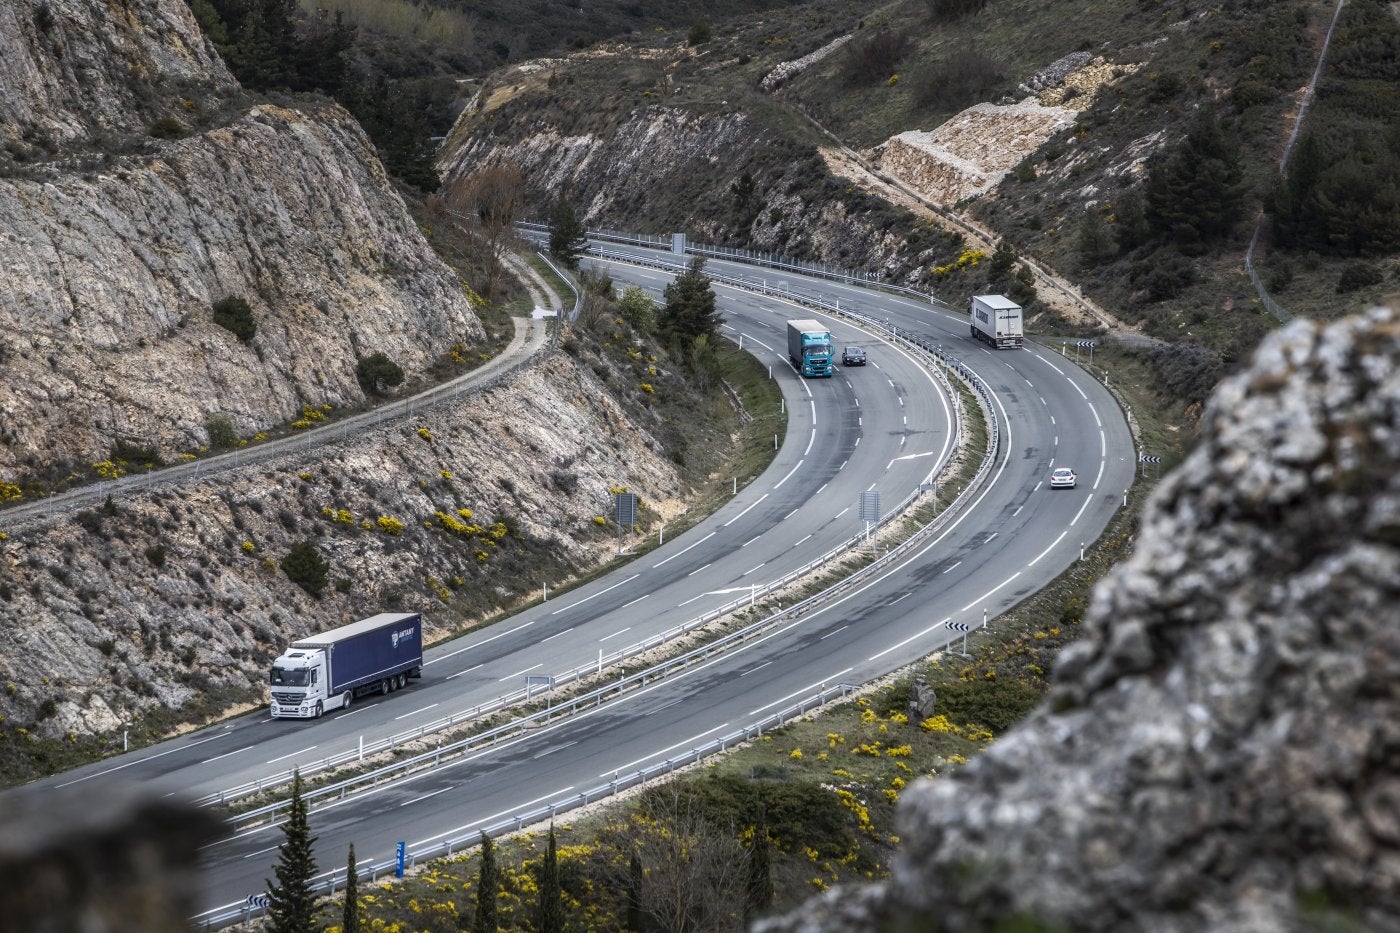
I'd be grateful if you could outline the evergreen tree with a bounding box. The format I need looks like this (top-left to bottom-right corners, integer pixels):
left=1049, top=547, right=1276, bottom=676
left=225, top=0, right=298, bottom=92
left=660, top=257, right=720, bottom=348
left=475, top=834, right=499, bottom=933
left=265, top=771, right=318, bottom=933
left=342, top=843, right=361, bottom=933
left=1144, top=113, right=1244, bottom=254
left=986, top=239, right=1016, bottom=284
left=1075, top=210, right=1111, bottom=269
left=280, top=540, right=330, bottom=598
left=1113, top=190, right=1150, bottom=254
left=290, top=7, right=356, bottom=96
left=625, top=851, right=645, bottom=933
left=537, top=825, right=564, bottom=933
left=1007, top=263, right=1038, bottom=307
left=548, top=202, right=588, bottom=267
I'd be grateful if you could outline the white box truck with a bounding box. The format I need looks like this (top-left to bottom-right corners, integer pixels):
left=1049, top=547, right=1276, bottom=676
left=970, top=294, right=1023, bottom=349
left=269, top=612, right=423, bottom=719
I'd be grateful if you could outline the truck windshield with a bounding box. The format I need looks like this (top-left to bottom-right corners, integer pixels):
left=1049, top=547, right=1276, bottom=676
left=806, top=343, right=831, bottom=356
left=270, top=667, right=309, bottom=686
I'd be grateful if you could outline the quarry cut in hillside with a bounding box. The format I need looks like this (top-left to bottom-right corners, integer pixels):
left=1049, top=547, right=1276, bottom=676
left=867, top=56, right=1135, bottom=210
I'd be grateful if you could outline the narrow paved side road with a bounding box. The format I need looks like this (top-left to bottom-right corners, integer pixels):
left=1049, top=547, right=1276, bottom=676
left=0, top=255, right=555, bottom=531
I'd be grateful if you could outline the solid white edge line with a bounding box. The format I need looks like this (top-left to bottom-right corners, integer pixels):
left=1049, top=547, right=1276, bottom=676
left=959, top=572, right=1022, bottom=614
left=1028, top=530, right=1068, bottom=567
left=1070, top=495, right=1093, bottom=527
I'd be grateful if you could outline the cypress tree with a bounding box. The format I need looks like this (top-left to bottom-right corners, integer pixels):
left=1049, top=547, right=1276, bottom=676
left=549, top=202, right=588, bottom=268
left=342, top=843, right=360, bottom=933
left=537, top=825, right=564, bottom=933
left=474, top=833, right=499, bottom=933
left=265, top=771, right=318, bottom=933
left=744, top=822, right=772, bottom=921
left=625, top=851, right=645, bottom=933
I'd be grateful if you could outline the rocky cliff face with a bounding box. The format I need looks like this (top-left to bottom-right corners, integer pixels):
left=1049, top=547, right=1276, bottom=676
left=0, top=0, right=651, bottom=744
left=0, top=347, right=682, bottom=740
left=761, top=306, right=1400, bottom=930
left=439, top=95, right=928, bottom=281
left=0, top=0, right=232, bottom=148
left=0, top=0, right=483, bottom=480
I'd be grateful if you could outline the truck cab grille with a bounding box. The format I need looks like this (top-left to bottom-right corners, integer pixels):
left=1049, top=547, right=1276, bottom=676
left=272, top=691, right=304, bottom=705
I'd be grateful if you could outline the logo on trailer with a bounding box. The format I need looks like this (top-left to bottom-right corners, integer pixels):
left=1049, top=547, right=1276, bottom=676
left=391, top=627, right=416, bottom=648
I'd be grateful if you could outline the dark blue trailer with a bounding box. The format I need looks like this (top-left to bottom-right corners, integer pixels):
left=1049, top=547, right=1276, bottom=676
left=269, top=612, right=423, bottom=719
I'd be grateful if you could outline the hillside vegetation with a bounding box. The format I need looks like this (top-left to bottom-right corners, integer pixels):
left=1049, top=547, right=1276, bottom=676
left=433, top=0, right=1398, bottom=418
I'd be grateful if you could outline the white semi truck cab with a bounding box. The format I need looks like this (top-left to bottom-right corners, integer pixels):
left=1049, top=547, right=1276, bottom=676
left=269, top=612, right=424, bottom=719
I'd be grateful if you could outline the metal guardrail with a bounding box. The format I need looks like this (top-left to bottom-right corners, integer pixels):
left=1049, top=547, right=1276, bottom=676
left=517, top=221, right=952, bottom=309
left=192, top=232, right=1005, bottom=930
left=192, top=681, right=857, bottom=930
left=192, top=241, right=993, bottom=815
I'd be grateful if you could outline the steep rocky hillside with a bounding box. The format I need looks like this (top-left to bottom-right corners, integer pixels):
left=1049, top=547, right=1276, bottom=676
left=0, top=0, right=482, bottom=484
left=440, top=0, right=1399, bottom=386
left=0, top=0, right=714, bottom=766
left=0, top=348, right=683, bottom=743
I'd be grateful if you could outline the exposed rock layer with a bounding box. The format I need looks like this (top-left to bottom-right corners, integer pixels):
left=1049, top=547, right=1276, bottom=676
left=761, top=306, right=1400, bottom=930
left=0, top=0, right=483, bottom=478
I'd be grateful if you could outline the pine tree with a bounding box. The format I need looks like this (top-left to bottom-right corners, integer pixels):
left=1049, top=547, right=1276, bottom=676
left=548, top=202, right=588, bottom=268
left=660, top=257, right=720, bottom=351
left=537, top=825, right=564, bottom=933
left=265, top=771, right=318, bottom=933
left=342, top=843, right=360, bottom=933
left=474, top=833, right=499, bottom=933
left=1144, top=113, right=1244, bottom=254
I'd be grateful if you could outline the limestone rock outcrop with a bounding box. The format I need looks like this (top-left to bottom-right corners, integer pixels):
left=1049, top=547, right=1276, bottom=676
left=873, top=100, right=1077, bottom=207
left=0, top=0, right=483, bottom=477
left=761, top=306, right=1400, bottom=930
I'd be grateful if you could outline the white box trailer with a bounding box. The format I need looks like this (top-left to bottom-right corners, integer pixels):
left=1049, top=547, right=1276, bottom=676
left=970, top=294, right=1023, bottom=349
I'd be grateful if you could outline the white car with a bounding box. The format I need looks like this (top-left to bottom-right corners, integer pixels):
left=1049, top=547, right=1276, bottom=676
left=1050, top=467, right=1077, bottom=489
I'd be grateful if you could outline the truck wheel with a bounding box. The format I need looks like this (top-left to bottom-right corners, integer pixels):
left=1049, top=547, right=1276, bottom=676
left=341, top=691, right=352, bottom=710
left=396, top=673, right=407, bottom=690
left=381, top=678, right=392, bottom=695
left=314, top=701, right=323, bottom=719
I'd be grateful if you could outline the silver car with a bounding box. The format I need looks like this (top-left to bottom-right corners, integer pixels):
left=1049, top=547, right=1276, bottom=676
left=1050, top=467, right=1077, bottom=489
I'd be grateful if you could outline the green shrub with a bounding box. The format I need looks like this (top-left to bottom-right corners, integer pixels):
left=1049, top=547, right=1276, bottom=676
left=205, top=413, right=239, bottom=449
left=148, top=117, right=190, bottom=140
left=144, top=544, right=166, bottom=568
left=212, top=296, right=256, bottom=343
left=932, top=679, right=1041, bottom=734
left=356, top=352, right=405, bottom=394
left=281, top=540, right=329, bottom=597
left=1336, top=261, right=1383, bottom=293
left=687, top=18, right=711, bottom=46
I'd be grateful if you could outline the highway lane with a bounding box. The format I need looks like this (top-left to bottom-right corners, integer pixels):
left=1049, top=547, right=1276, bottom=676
left=192, top=260, right=1135, bottom=916
left=27, top=282, right=953, bottom=801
